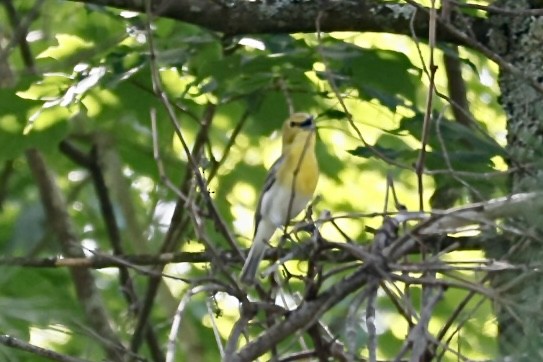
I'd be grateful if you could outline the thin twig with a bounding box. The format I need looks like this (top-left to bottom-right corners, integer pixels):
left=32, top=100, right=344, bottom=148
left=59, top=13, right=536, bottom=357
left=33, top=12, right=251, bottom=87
left=345, top=286, right=370, bottom=357
left=278, top=77, right=295, bottom=115
left=411, top=288, right=444, bottom=362
left=207, top=108, right=250, bottom=182
left=224, top=313, right=251, bottom=361
left=166, top=285, right=221, bottom=362
left=434, top=110, right=484, bottom=201
left=414, top=0, right=437, bottom=212
left=150, top=108, right=196, bottom=206
left=0, top=334, right=91, bottom=362
left=366, top=282, right=379, bottom=362
left=207, top=299, right=225, bottom=358
left=316, top=13, right=417, bottom=171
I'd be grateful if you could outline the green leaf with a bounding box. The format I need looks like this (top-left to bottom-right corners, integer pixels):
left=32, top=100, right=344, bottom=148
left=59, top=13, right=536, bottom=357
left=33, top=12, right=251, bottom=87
left=319, top=109, right=348, bottom=120
left=399, top=113, right=506, bottom=162
left=0, top=77, right=70, bottom=162
left=348, top=144, right=415, bottom=161
left=37, top=34, right=94, bottom=60
left=320, top=40, right=422, bottom=110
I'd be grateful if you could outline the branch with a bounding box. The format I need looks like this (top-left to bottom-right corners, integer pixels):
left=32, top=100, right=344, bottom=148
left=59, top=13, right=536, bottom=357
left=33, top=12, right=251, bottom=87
left=230, top=191, right=542, bottom=359
left=233, top=218, right=400, bottom=361
left=3, top=193, right=535, bottom=271
left=0, top=334, right=91, bottom=362
left=59, top=140, right=164, bottom=362
left=129, top=4, right=221, bottom=352
left=234, top=260, right=378, bottom=361
left=25, top=149, right=125, bottom=361
left=0, top=234, right=482, bottom=270
left=418, top=192, right=543, bottom=235
left=443, top=46, right=473, bottom=128
left=0, top=160, right=14, bottom=210
left=0, top=250, right=228, bottom=268
left=65, top=0, right=489, bottom=46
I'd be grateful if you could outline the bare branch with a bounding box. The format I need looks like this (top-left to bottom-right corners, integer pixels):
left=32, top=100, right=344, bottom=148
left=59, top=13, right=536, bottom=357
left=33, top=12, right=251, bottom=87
left=419, top=192, right=543, bottom=235
left=414, top=0, right=438, bottom=212
left=25, top=149, right=125, bottom=361
left=60, top=139, right=164, bottom=362
left=0, top=334, right=91, bottom=362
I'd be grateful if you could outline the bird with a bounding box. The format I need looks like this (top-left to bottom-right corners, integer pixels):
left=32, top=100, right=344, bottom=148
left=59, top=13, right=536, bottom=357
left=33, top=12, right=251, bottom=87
left=239, top=112, right=319, bottom=284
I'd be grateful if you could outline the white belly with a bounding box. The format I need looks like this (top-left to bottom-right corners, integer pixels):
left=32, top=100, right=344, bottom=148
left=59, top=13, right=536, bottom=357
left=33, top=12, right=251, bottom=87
left=259, top=183, right=311, bottom=228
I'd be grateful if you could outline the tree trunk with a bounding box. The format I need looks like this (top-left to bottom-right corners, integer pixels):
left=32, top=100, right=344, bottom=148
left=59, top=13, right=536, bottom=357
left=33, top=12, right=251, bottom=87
left=487, top=0, right=543, bottom=358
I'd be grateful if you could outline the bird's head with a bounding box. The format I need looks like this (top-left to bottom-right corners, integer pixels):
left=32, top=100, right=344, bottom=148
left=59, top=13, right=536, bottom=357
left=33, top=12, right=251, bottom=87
left=281, top=113, right=315, bottom=150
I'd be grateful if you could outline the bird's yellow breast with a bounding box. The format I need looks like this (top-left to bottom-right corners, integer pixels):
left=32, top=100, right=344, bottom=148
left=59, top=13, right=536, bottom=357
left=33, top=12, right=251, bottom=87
left=276, top=132, right=318, bottom=196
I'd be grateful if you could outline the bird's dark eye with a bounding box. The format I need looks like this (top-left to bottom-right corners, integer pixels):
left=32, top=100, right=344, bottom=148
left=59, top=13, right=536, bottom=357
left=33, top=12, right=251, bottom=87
left=290, top=116, right=314, bottom=128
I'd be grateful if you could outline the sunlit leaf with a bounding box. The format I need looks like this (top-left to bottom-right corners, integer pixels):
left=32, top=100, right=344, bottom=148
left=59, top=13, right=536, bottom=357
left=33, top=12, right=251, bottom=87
left=37, top=34, right=94, bottom=60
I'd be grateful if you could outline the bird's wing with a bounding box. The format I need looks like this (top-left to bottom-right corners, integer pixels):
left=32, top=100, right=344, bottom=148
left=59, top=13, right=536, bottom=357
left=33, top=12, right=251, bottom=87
left=254, top=156, right=283, bottom=237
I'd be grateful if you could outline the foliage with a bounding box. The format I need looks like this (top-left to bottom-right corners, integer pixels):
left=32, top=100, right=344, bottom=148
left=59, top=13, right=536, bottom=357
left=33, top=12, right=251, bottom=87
left=0, top=1, right=509, bottom=361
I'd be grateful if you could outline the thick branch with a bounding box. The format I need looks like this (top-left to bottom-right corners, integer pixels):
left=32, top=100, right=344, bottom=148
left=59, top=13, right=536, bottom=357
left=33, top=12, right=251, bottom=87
left=25, top=149, right=125, bottom=361
left=66, top=0, right=489, bottom=46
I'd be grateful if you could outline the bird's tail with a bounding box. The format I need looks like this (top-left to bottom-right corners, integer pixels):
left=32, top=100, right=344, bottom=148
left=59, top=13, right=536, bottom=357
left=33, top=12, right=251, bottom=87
left=240, top=220, right=276, bottom=285
left=239, top=240, right=267, bottom=285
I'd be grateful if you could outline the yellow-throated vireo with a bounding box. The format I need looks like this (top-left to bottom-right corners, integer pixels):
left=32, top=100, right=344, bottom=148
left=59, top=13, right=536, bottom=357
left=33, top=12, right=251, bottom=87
left=240, top=113, right=319, bottom=284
